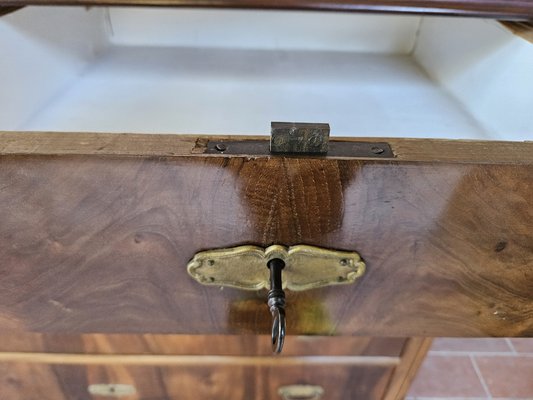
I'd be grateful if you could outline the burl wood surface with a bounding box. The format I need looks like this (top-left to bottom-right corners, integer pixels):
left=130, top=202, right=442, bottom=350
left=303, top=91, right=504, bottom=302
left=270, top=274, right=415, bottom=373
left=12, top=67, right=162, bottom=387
left=0, top=0, right=532, bottom=19
left=0, top=135, right=531, bottom=337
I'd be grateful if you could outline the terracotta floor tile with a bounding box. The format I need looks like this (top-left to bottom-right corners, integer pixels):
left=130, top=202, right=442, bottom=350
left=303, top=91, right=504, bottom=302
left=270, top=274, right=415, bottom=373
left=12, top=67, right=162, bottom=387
left=407, top=355, right=487, bottom=397
left=475, top=355, right=533, bottom=398
left=430, top=338, right=512, bottom=353
left=509, top=338, right=533, bottom=353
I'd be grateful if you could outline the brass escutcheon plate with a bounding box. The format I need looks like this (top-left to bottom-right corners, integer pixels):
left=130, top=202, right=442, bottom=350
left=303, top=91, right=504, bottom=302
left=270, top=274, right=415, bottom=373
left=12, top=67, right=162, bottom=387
left=187, top=245, right=365, bottom=291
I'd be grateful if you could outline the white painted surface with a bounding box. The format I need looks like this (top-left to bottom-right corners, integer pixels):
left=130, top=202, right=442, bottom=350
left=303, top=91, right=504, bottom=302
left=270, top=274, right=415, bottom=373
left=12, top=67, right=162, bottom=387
left=0, top=7, right=109, bottom=130
left=20, top=47, right=488, bottom=138
left=2, top=8, right=532, bottom=140
left=414, top=18, right=533, bottom=140
left=108, top=8, right=421, bottom=53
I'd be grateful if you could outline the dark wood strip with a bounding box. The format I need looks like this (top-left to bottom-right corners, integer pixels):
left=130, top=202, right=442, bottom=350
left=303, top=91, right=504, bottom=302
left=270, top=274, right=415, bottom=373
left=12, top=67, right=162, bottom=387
left=0, top=0, right=531, bottom=19
left=0, top=334, right=407, bottom=357
left=0, top=5, right=23, bottom=15
left=501, top=20, right=533, bottom=43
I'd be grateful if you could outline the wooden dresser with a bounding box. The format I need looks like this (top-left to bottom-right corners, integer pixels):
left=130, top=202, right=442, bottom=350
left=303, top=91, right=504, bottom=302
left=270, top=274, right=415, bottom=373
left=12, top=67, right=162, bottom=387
left=0, top=1, right=532, bottom=399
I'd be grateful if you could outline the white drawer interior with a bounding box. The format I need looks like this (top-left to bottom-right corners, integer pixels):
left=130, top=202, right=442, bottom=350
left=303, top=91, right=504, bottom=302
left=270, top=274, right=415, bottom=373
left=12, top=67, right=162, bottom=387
left=1, top=7, right=532, bottom=140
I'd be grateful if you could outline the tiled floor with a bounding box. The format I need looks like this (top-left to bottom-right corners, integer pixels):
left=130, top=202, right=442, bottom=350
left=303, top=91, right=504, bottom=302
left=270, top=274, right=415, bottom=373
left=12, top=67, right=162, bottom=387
left=407, top=338, right=533, bottom=400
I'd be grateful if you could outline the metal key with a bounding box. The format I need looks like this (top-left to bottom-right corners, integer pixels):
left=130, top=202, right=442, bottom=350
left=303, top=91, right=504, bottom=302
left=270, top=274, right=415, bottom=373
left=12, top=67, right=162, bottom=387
left=267, top=257, right=286, bottom=354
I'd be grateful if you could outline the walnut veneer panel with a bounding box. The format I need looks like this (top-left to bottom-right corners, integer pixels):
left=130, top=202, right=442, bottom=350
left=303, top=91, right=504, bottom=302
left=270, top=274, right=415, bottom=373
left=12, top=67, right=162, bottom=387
left=0, top=133, right=531, bottom=336
left=0, top=363, right=394, bottom=399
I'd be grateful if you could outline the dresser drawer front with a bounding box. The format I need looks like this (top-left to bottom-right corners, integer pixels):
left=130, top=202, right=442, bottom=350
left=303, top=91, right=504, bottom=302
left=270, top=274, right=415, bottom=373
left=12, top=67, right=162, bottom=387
left=0, top=150, right=531, bottom=337
left=0, top=362, right=395, bottom=400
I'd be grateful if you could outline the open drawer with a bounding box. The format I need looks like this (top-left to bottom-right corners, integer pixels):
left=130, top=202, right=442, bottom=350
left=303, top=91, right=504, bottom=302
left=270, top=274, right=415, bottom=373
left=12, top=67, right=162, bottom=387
left=1, top=6, right=532, bottom=140
left=0, top=5, right=532, bottom=339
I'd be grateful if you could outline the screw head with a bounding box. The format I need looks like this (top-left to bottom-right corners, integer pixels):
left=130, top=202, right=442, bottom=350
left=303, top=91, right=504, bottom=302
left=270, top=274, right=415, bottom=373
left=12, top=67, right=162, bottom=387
left=215, top=143, right=227, bottom=152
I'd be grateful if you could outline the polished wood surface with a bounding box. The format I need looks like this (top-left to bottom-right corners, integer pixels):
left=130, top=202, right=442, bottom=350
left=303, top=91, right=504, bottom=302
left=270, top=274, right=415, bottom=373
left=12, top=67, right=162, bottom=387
left=0, top=334, right=406, bottom=356
left=0, top=133, right=532, bottom=336
left=0, top=362, right=394, bottom=399
left=0, top=0, right=531, bottom=19
left=0, top=335, right=427, bottom=399
left=0, top=353, right=400, bottom=367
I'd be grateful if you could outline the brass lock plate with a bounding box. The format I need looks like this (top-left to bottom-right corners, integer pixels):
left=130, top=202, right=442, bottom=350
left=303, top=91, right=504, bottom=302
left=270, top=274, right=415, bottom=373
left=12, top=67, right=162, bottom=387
left=187, top=245, right=365, bottom=291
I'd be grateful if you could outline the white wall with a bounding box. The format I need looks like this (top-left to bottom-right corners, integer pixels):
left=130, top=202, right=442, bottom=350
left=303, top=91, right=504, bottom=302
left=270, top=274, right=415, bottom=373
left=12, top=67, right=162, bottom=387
left=414, top=18, right=533, bottom=141
left=108, top=8, right=421, bottom=53
left=0, top=7, right=110, bottom=130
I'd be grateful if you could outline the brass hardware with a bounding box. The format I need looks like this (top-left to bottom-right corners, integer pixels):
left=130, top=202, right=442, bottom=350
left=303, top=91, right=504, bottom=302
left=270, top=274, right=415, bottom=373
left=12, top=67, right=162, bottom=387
left=88, top=384, right=136, bottom=397
left=188, top=244, right=364, bottom=354
left=187, top=244, right=365, bottom=291
left=278, top=385, right=324, bottom=400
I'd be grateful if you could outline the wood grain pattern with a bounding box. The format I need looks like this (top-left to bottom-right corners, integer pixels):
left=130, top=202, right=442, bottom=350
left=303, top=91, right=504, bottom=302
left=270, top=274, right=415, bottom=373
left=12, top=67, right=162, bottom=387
left=0, top=334, right=406, bottom=398
left=0, top=133, right=532, bottom=337
left=0, top=334, right=407, bottom=357
left=501, top=20, right=533, bottom=43
left=0, top=0, right=531, bottom=19
left=1, top=132, right=533, bottom=164
left=0, top=362, right=394, bottom=399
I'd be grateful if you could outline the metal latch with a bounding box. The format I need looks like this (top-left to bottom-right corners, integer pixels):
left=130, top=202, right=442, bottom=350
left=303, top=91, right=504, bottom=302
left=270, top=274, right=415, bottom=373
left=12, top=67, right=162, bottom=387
left=270, top=121, right=330, bottom=154
left=205, top=121, right=394, bottom=158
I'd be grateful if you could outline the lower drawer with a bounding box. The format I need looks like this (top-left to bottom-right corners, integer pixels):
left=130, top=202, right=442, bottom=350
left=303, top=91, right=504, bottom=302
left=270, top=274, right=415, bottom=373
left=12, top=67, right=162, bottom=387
left=0, top=362, right=394, bottom=400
